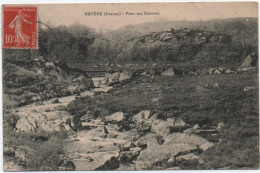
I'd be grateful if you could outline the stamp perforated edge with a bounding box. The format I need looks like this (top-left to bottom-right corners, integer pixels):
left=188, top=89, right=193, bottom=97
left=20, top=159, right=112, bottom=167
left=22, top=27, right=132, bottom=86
left=2, top=5, right=39, bottom=49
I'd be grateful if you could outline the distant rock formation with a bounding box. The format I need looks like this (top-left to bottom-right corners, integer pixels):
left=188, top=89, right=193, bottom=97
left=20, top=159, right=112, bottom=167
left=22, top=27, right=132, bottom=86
left=117, top=28, right=232, bottom=62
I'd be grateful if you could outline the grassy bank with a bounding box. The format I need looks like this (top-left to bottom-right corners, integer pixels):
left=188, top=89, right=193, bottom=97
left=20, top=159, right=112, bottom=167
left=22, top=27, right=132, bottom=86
left=68, top=72, right=259, bottom=169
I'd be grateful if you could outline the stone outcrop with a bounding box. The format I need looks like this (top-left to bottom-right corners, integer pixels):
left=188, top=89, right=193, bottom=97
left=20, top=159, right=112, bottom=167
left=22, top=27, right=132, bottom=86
left=117, top=28, right=232, bottom=62
left=135, top=133, right=209, bottom=170
left=16, top=113, right=64, bottom=133
left=3, top=57, right=94, bottom=106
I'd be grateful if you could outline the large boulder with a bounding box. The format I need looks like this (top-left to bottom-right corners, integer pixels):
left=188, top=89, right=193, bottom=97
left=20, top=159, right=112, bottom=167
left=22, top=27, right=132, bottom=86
left=105, top=112, right=125, bottom=123
left=135, top=133, right=208, bottom=170
left=16, top=114, right=63, bottom=133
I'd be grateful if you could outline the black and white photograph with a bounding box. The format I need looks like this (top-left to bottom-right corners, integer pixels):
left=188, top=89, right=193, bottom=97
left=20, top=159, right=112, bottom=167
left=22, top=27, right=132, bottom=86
left=1, top=2, right=259, bottom=171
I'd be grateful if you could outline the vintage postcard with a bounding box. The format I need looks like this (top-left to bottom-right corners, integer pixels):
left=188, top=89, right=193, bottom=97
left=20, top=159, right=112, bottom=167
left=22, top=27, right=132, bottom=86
left=1, top=2, right=259, bottom=171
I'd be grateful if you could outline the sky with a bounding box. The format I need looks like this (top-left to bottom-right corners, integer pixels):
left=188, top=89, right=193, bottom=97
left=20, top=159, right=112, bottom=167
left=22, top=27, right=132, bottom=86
left=36, top=2, right=258, bottom=31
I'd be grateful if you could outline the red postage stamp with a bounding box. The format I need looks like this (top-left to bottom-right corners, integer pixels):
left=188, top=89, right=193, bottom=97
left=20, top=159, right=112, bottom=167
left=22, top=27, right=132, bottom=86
left=3, top=6, right=38, bottom=49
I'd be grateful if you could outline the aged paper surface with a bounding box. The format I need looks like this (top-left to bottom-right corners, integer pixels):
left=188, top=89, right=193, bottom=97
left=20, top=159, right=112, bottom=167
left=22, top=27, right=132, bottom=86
left=1, top=2, right=259, bottom=171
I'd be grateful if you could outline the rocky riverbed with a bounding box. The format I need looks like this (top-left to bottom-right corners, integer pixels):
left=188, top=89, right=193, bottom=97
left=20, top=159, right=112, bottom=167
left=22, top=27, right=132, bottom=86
left=11, top=79, right=222, bottom=170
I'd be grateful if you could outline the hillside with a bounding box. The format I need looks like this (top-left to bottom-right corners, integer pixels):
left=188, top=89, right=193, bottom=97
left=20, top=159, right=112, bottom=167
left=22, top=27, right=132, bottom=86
left=117, top=28, right=233, bottom=63
left=80, top=18, right=257, bottom=69
left=110, top=17, right=257, bottom=36
left=3, top=57, right=93, bottom=107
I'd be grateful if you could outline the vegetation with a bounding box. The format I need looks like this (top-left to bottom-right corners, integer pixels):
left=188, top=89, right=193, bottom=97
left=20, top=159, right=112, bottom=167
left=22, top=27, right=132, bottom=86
left=39, top=24, right=95, bottom=63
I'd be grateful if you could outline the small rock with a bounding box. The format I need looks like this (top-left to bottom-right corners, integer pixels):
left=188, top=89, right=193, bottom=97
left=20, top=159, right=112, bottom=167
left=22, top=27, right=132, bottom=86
left=119, top=71, right=132, bottom=82
left=45, top=62, right=56, bottom=68
left=135, top=133, right=160, bottom=148
left=45, top=108, right=51, bottom=112
left=200, top=142, right=214, bottom=151
left=119, top=150, right=140, bottom=162
left=52, top=98, right=60, bottom=104
left=208, top=68, right=215, bottom=75
left=90, top=126, right=109, bottom=138
left=148, top=113, right=158, bottom=121
left=95, top=156, right=120, bottom=170
left=121, top=141, right=135, bottom=151
left=3, top=146, right=15, bottom=156
left=176, top=153, right=200, bottom=163
left=130, top=147, right=142, bottom=153
left=141, top=71, right=148, bottom=76
left=184, top=128, right=216, bottom=135
left=240, top=67, right=258, bottom=72
left=167, top=156, right=176, bottom=167
left=4, top=161, right=23, bottom=171
left=213, top=82, right=219, bottom=88
left=59, top=160, right=76, bottom=171
left=85, top=156, right=94, bottom=162
left=193, top=124, right=200, bottom=129
left=151, top=118, right=186, bottom=136
left=244, top=86, right=256, bottom=92
left=105, top=72, right=120, bottom=85
left=213, top=69, right=221, bottom=75
left=161, top=68, right=175, bottom=76
left=242, top=53, right=257, bottom=68
left=218, top=67, right=226, bottom=72
left=132, top=110, right=151, bottom=122
left=166, top=166, right=181, bottom=170
left=225, top=69, right=234, bottom=74
left=198, top=158, right=206, bottom=165
left=216, top=122, right=225, bottom=131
